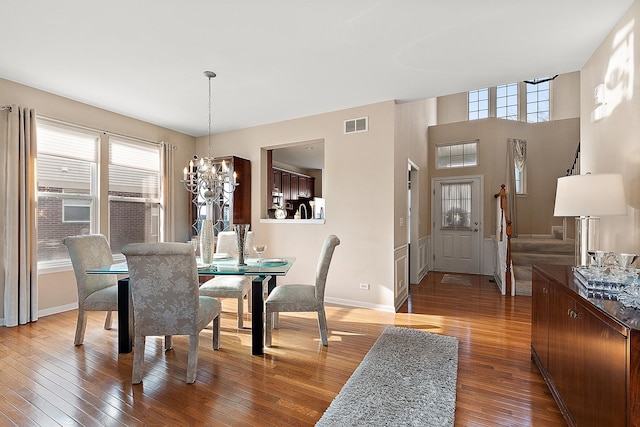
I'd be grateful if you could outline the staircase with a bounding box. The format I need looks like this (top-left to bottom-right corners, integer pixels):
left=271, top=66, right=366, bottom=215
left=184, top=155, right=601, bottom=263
left=511, top=236, right=575, bottom=295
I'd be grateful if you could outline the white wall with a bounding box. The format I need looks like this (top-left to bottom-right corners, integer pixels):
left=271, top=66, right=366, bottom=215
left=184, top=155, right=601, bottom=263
left=580, top=1, right=640, bottom=254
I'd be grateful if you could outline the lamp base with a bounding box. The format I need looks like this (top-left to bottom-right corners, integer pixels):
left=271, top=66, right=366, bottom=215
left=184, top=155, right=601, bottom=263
left=575, top=216, right=600, bottom=267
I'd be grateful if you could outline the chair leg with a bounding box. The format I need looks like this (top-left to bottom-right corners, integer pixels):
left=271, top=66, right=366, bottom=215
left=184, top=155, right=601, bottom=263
left=317, top=309, right=329, bottom=346
left=237, top=296, right=244, bottom=329
left=212, top=315, right=220, bottom=350
left=265, top=306, right=273, bottom=347
left=186, top=334, right=199, bottom=383
left=74, top=309, right=88, bottom=346
left=132, top=336, right=146, bottom=384
left=104, top=310, right=113, bottom=330
left=164, top=335, right=173, bottom=351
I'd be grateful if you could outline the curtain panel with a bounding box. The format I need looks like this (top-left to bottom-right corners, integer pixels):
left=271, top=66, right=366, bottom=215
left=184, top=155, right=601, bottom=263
left=1, top=105, right=38, bottom=326
left=506, top=138, right=526, bottom=238
left=161, top=142, right=175, bottom=242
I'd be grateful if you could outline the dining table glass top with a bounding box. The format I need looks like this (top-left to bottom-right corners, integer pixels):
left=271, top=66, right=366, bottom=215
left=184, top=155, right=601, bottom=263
left=86, top=257, right=296, bottom=276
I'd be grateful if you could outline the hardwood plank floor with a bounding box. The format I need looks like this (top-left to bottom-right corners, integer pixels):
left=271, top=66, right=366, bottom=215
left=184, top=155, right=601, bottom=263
left=0, top=271, right=564, bottom=426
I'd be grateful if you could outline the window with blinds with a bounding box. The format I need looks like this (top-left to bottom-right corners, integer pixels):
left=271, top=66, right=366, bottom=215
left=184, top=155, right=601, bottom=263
left=108, top=137, right=161, bottom=254
left=37, top=121, right=99, bottom=264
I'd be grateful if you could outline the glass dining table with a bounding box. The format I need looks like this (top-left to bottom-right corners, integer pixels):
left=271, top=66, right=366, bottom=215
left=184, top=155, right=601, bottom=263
left=86, top=256, right=295, bottom=356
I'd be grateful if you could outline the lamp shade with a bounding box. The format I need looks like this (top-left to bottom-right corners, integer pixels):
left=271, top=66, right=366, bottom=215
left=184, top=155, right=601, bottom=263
left=553, top=173, right=627, bottom=217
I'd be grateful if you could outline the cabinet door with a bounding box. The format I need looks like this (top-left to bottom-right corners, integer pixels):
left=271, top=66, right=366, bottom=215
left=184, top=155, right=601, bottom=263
left=273, top=169, right=281, bottom=192
left=281, top=172, right=291, bottom=206
left=531, top=270, right=550, bottom=368
left=547, top=286, right=577, bottom=415
left=299, top=176, right=308, bottom=197
left=573, top=300, right=626, bottom=427
left=290, top=174, right=299, bottom=201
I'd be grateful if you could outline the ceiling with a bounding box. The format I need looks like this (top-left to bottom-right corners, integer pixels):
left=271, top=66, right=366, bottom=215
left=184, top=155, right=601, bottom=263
left=0, top=1, right=634, bottom=137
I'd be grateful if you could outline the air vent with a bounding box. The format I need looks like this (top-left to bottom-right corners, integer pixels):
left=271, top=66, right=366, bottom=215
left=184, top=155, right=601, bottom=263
left=344, top=116, right=368, bottom=134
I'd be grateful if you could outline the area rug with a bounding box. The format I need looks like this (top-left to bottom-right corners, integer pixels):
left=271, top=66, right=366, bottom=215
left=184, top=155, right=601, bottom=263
left=316, top=326, right=458, bottom=426
left=440, top=274, right=472, bottom=286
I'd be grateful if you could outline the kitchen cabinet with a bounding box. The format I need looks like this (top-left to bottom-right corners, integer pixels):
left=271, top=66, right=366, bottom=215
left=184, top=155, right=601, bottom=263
left=270, top=166, right=314, bottom=214
left=531, top=265, right=633, bottom=426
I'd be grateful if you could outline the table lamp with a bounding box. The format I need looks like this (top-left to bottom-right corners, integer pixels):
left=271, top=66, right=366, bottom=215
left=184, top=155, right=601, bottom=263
left=553, top=173, right=626, bottom=267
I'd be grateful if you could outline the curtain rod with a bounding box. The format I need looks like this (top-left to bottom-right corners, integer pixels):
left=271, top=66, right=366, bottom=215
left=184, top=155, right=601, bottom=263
left=37, top=114, right=163, bottom=147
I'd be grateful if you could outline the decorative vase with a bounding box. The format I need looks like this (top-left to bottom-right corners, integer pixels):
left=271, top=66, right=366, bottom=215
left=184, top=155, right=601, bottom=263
left=200, top=219, right=215, bottom=265
left=234, top=224, right=250, bottom=266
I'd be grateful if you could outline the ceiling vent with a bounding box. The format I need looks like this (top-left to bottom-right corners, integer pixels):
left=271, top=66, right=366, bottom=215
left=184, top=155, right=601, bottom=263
left=344, top=117, right=368, bottom=134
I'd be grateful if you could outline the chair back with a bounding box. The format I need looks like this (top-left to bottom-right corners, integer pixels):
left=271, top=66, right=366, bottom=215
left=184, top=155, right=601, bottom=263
left=63, top=234, right=116, bottom=305
left=216, top=230, right=254, bottom=257
left=122, top=242, right=200, bottom=336
left=315, top=235, right=341, bottom=301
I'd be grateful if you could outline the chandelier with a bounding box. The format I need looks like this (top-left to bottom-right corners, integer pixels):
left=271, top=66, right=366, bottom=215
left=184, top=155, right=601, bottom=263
left=181, top=71, right=238, bottom=236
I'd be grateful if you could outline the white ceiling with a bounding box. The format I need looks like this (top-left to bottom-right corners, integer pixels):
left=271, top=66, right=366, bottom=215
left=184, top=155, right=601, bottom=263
left=0, top=1, right=634, bottom=137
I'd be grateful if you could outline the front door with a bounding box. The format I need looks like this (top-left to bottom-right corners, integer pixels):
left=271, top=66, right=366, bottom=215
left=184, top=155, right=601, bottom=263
left=432, top=176, right=482, bottom=274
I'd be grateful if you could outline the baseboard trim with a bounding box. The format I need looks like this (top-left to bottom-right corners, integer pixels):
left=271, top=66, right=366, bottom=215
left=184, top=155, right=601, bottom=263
left=325, top=297, right=396, bottom=313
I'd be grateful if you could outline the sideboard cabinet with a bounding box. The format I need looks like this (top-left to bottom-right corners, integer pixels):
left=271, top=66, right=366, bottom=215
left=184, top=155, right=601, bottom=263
left=531, top=264, right=640, bottom=426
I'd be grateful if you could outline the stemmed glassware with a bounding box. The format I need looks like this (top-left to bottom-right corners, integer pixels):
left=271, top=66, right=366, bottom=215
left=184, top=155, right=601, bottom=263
left=254, top=244, right=267, bottom=265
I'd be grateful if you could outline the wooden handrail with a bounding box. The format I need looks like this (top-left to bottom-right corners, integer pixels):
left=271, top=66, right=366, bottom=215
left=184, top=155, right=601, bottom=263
left=495, top=184, right=512, bottom=295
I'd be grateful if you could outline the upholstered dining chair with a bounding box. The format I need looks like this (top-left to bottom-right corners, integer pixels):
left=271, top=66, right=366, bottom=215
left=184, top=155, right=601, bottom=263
left=122, top=242, right=221, bottom=384
left=198, top=231, right=254, bottom=329
left=63, top=234, right=119, bottom=346
left=265, top=234, right=340, bottom=347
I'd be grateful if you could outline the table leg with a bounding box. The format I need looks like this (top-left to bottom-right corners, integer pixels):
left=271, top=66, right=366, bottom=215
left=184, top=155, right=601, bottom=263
left=117, top=277, right=133, bottom=353
left=251, top=275, right=273, bottom=355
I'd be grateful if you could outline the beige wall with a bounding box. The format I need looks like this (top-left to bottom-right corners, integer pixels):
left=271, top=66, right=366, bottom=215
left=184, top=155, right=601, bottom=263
left=198, top=101, right=401, bottom=310
left=428, top=118, right=579, bottom=238
left=0, top=78, right=195, bottom=317
left=394, top=98, right=437, bottom=245
left=580, top=1, right=640, bottom=254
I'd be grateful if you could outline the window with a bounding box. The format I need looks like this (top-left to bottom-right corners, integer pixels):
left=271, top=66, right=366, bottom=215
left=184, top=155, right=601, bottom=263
left=437, top=141, right=478, bottom=169
left=37, top=121, right=98, bottom=264
left=468, top=89, right=489, bottom=120
left=441, top=182, right=472, bottom=229
left=496, top=83, right=518, bottom=120
left=36, top=121, right=164, bottom=268
left=515, top=167, right=526, bottom=194
left=526, top=79, right=550, bottom=122
left=108, top=137, right=162, bottom=254
left=62, top=198, right=91, bottom=223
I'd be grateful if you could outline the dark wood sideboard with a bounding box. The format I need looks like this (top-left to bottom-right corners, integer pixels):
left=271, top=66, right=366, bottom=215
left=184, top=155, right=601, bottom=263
left=532, top=264, right=640, bottom=427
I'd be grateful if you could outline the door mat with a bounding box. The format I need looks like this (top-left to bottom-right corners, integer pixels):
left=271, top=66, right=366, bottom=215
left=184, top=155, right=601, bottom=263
left=440, top=274, right=472, bottom=286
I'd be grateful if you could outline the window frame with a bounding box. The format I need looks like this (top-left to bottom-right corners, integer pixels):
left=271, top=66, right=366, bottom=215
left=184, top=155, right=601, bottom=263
left=468, top=88, right=489, bottom=121
left=36, top=119, right=164, bottom=272
left=436, top=140, right=479, bottom=169
left=496, top=83, right=518, bottom=121
left=526, top=78, right=551, bottom=123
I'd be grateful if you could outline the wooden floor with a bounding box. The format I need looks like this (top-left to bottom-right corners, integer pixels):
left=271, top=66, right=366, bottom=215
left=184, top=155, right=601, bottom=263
left=0, top=271, right=565, bottom=426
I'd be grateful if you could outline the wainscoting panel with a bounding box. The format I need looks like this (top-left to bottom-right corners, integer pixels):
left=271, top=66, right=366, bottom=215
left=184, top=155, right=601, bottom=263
left=394, top=245, right=408, bottom=311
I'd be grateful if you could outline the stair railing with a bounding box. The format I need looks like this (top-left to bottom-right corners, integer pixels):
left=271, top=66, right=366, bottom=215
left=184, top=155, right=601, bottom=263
left=561, top=142, right=581, bottom=240
left=494, top=184, right=512, bottom=295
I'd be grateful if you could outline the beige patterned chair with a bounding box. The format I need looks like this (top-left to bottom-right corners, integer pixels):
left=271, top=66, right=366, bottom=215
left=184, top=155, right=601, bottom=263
left=122, top=242, right=221, bottom=384
left=63, top=234, right=119, bottom=346
left=265, top=234, right=340, bottom=347
left=198, top=231, right=254, bottom=329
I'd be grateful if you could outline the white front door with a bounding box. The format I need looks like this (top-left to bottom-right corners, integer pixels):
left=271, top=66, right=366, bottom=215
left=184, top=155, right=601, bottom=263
left=432, top=176, right=482, bottom=274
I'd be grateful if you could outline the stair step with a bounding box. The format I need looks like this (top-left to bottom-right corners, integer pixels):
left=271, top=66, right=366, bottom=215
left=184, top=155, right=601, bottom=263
left=510, top=237, right=574, bottom=255
left=511, top=253, right=575, bottom=266
left=513, top=264, right=532, bottom=281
